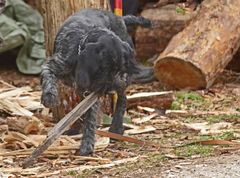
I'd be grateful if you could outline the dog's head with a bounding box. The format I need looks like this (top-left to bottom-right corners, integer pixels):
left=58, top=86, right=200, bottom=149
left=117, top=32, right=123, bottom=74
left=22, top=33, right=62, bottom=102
left=75, top=28, right=135, bottom=93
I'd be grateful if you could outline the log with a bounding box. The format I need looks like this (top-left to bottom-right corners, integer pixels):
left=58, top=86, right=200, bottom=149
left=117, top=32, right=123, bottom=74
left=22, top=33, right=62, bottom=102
left=154, top=0, right=240, bottom=90
left=127, top=91, right=173, bottom=109
left=135, top=5, right=194, bottom=61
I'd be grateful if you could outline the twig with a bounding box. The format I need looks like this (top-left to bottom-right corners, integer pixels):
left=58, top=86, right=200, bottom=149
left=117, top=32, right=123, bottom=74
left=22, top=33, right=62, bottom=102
left=96, top=130, right=160, bottom=148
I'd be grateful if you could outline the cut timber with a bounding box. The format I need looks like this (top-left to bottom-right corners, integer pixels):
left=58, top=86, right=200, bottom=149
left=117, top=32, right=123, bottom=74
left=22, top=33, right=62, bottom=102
left=127, top=91, right=173, bottom=109
left=154, top=0, right=240, bottom=89
left=135, top=4, right=194, bottom=61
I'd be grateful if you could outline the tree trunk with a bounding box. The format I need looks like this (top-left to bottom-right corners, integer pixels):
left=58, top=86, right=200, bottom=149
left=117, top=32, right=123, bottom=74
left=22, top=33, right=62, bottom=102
left=28, top=0, right=110, bottom=121
left=154, top=0, right=240, bottom=90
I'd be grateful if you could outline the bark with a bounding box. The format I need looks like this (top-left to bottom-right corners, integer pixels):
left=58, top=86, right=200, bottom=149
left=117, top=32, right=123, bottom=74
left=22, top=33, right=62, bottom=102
left=154, top=0, right=240, bottom=90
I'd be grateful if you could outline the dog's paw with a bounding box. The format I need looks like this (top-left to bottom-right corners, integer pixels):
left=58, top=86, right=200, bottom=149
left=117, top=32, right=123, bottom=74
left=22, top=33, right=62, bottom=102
left=41, top=91, right=59, bottom=108
left=109, top=126, right=124, bottom=135
left=79, top=143, right=94, bottom=156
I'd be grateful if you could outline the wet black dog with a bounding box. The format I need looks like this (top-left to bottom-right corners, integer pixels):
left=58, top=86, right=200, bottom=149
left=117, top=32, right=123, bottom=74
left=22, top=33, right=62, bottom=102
left=41, top=8, right=152, bottom=155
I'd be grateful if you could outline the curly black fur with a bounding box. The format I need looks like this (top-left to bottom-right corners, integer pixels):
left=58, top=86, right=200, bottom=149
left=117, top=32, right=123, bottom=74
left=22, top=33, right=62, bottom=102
left=41, top=8, right=152, bottom=155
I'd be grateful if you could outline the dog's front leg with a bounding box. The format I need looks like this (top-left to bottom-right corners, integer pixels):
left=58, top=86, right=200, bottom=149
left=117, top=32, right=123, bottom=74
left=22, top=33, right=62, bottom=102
left=79, top=100, right=100, bottom=156
left=41, top=55, right=72, bottom=108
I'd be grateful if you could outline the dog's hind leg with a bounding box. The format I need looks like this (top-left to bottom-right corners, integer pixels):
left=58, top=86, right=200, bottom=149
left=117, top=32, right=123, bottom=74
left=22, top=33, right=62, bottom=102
left=79, top=100, right=100, bottom=156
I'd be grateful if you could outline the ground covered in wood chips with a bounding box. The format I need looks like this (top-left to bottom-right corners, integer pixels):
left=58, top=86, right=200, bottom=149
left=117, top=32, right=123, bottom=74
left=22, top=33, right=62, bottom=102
left=0, top=64, right=240, bottom=177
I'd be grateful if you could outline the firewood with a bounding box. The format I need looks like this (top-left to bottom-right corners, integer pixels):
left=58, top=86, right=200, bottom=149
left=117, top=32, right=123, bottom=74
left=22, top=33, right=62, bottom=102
left=0, top=99, right=33, bottom=116
left=0, top=124, right=8, bottom=138
left=0, top=85, right=43, bottom=116
left=154, top=0, right=240, bottom=89
left=0, top=86, right=32, bottom=99
left=7, top=116, right=46, bottom=135
left=3, top=131, right=39, bottom=147
left=124, top=125, right=156, bottom=135
left=0, top=137, right=109, bottom=158
left=135, top=5, right=194, bottom=61
left=127, top=91, right=173, bottom=109
left=132, top=113, right=158, bottom=124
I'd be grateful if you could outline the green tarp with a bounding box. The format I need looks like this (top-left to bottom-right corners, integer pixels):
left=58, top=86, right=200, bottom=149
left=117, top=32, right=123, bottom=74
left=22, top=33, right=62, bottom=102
left=0, top=0, right=45, bottom=74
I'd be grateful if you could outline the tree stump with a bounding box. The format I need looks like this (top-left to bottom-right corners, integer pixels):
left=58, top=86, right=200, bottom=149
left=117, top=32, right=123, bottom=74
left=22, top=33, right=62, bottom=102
left=154, top=0, right=240, bottom=90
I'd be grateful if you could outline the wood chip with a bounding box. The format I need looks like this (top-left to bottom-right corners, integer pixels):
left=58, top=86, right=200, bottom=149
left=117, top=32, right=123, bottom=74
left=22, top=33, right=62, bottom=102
left=0, top=86, right=32, bottom=99
left=183, top=122, right=233, bottom=135
left=0, top=99, right=33, bottom=116
left=137, top=106, right=156, bottom=113
left=7, top=116, right=46, bottom=135
left=125, top=125, right=156, bottom=135
left=132, top=113, right=158, bottom=124
left=127, top=91, right=173, bottom=99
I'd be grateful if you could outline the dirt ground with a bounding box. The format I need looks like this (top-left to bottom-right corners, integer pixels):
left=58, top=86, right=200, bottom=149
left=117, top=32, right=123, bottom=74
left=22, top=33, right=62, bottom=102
left=0, top=60, right=240, bottom=178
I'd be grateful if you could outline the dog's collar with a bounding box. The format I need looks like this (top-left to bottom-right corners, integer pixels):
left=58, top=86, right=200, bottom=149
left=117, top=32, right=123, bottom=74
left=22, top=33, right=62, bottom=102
left=77, top=26, right=101, bottom=55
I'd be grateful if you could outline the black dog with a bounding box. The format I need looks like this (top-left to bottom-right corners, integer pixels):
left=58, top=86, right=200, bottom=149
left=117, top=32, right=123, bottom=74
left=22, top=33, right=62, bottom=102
left=41, top=8, right=152, bottom=155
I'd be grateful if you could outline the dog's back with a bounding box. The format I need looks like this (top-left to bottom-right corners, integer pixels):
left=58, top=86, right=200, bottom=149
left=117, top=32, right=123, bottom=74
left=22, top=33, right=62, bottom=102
left=54, top=9, right=132, bottom=59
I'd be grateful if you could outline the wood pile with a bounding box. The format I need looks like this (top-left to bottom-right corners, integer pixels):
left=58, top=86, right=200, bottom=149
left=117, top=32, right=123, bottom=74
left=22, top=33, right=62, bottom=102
left=135, top=0, right=240, bottom=74
left=154, top=0, right=240, bottom=89
left=135, top=4, right=194, bottom=61
left=0, top=80, right=173, bottom=176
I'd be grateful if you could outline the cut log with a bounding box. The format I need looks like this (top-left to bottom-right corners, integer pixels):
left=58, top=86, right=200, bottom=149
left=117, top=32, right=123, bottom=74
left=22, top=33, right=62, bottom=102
left=154, top=0, right=240, bottom=89
left=127, top=91, right=174, bottom=109
left=135, top=4, right=194, bottom=61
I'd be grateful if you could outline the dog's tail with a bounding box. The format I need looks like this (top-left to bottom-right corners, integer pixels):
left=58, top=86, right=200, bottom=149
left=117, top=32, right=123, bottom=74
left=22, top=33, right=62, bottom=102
left=123, top=15, right=152, bottom=28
